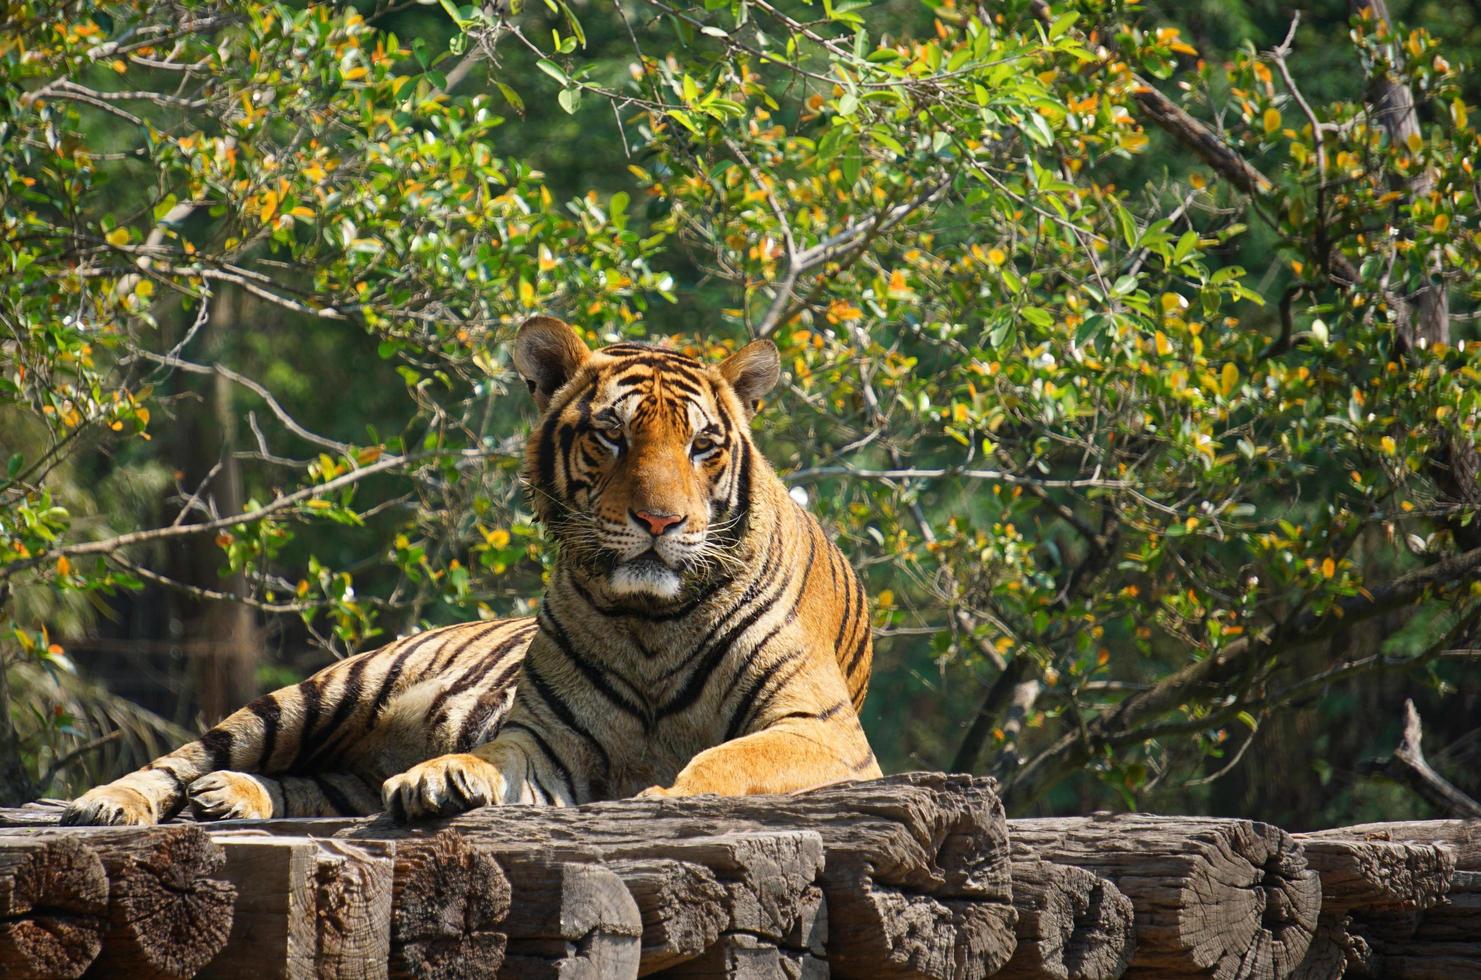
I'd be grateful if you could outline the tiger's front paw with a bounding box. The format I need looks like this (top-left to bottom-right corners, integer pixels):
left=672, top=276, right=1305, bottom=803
left=188, top=771, right=278, bottom=821
left=382, top=754, right=503, bottom=823
left=62, top=784, right=158, bottom=826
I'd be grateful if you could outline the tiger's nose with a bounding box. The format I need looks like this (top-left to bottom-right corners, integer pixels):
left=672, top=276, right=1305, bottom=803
left=634, top=510, right=684, bottom=536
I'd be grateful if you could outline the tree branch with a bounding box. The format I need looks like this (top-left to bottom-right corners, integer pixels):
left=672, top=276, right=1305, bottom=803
left=1005, top=544, right=1481, bottom=802
left=0, top=448, right=499, bottom=582
left=1361, top=699, right=1481, bottom=818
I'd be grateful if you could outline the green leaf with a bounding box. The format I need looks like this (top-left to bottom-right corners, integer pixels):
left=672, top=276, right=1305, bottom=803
left=558, top=87, right=581, bottom=114
left=537, top=59, right=569, bottom=86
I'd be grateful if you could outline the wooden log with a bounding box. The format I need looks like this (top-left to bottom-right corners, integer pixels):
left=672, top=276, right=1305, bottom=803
left=1300, top=820, right=1481, bottom=871
left=1344, top=870, right=1481, bottom=980
left=605, top=859, right=727, bottom=974
left=389, top=830, right=510, bottom=980
left=996, top=849, right=1134, bottom=980
left=1009, top=814, right=1321, bottom=980
left=1290, top=827, right=1462, bottom=980
left=390, top=829, right=822, bottom=977
left=78, top=824, right=237, bottom=979
left=314, top=839, right=395, bottom=980
left=196, top=835, right=395, bottom=980
left=1291, top=833, right=1454, bottom=913
left=0, top=834, right=109, bottom=979
left=497, top=859, right=642, bottom=979
left=651, top=932, right=826, bottom=979
left=197, top=837, right=317, bottom=979
left=336, top=772, right=1014, bottom=980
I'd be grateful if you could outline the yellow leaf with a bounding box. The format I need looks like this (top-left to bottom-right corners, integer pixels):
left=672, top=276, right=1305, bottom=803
left=1221, top=362, right=1238, bottom=396
left=1380, top=435, right=1397, bottom=455
left=105, top=227, right=129, bottom=247
left=259, top=188, right=278, bottom=223
left=876, top=589, right=894, bottom=609
left=1433, top=213, right=1450, bottom=232
left=135, top=279, right=154, bottom=299
left=1160, top=292, right=1186, bottom=313
left=296, top=579, right=310, bottom=597
left=1262, top=107, right=1281, bottom=135
left=1405, top=130, right=1423, bottom=153
left=518, top=278, right=535, bottom=307
left=1453, top=98, right=1470, bottom=131
left=56, top=555, right=71, bottom=576
left=289, top=206, right=315, bottom=218
left=343, top=65, right=368, bottom=80
left=987, top=247, right=1007, bottom=266
left=1154, top=331, right=1171, bottom=356
left=1321, top=557, right=1336, bottom=579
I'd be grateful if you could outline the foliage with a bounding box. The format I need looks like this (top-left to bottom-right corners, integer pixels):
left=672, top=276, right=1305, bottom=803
left=1, top=0, right=1477, bottom=815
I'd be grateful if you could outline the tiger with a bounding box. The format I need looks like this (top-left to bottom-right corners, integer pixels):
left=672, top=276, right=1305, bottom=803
left=62, top=315, right=880, bottom=826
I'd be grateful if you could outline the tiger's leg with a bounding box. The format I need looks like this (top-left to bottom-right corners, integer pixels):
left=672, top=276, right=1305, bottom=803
left=61, top=691, right=300, bottom=826
left=642, top=713, right=880, bottom=798
left=382, top=722, right=581, bottom=821
left=187, top=770, right=383, bottom=820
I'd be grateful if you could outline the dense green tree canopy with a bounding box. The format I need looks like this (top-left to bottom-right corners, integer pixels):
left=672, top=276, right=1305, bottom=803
left=1, top=0, right=1478, bottom=821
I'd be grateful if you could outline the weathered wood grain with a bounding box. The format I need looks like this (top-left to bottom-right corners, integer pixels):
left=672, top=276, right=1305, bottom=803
left=497, top=859, right=642, bottom=979
left=388, top=830, right=510, bottom=980
left=82, top=825, right=237, bottom=979
left=1009, top=815, right=1321, bottom=980
left=996, top=849, right=1134, bottom=980
left=0, top=834, right=109, bottom=979
left=336, top=773, right=1013, bottom=980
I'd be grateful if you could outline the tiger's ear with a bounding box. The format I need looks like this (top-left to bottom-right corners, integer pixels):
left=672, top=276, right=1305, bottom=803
left=513, top=316, right=591, bottom=410
left=719, top=339, right=781, bottom=416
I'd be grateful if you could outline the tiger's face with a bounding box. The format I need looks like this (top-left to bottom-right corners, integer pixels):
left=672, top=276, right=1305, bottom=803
left=513, top=316, right=780, bottom=601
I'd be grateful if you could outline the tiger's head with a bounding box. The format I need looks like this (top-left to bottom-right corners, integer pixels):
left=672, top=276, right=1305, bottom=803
left=512, top=315, right=781, bottom=602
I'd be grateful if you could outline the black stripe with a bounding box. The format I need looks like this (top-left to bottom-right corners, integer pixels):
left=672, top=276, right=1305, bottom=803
left=500, top=721, right=576, bottom=799
left=730, top=443, right=754, bottom=518
left=431, top=620, right=509, bottom=672
left=147, top=764, right=190, bottom=797
left=455, top=683, right=515, bottom=748
left=603, top=344, right=702, bottom=365
left=426, top=624, right=536, bottom=728
left=523, top=655, right=611, bottom=776
left=539, top=606, right=648, bottom=720
left=833, top=550, right=856, bottom=652
left=724, top=646, right=807, bottom=740
left=844, top=622, right=871, bottom=676
left=313, top=775, right=360, bottom=816
left=298, top=654, right=371, bottom=769
left=367, top=628, right=452, bottom=722
left=658, top=545, right=791, bottom=715
left=843, top=575, right=871, bottom=675
left=849, top=749, right=877, bottom=772
left=653, top=518, right=783, bottom=686
left=200, top=728, right=234, bottom=771
left=294, top=676, right=325, bottom=766
left=248, top=696, right=282, bottom=771
left=536, top=409, right=562, bottom=495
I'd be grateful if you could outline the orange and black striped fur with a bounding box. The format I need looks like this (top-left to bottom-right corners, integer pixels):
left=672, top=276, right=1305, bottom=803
left=62, top=316, right=878, bottom=825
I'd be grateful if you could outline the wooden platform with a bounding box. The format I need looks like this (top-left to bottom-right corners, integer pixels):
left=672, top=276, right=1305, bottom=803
left=0, top=772, right=1475, bottom=979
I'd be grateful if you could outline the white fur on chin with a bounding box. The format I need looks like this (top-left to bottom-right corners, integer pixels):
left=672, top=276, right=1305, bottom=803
left=609, top=562, right=683, bottom=599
